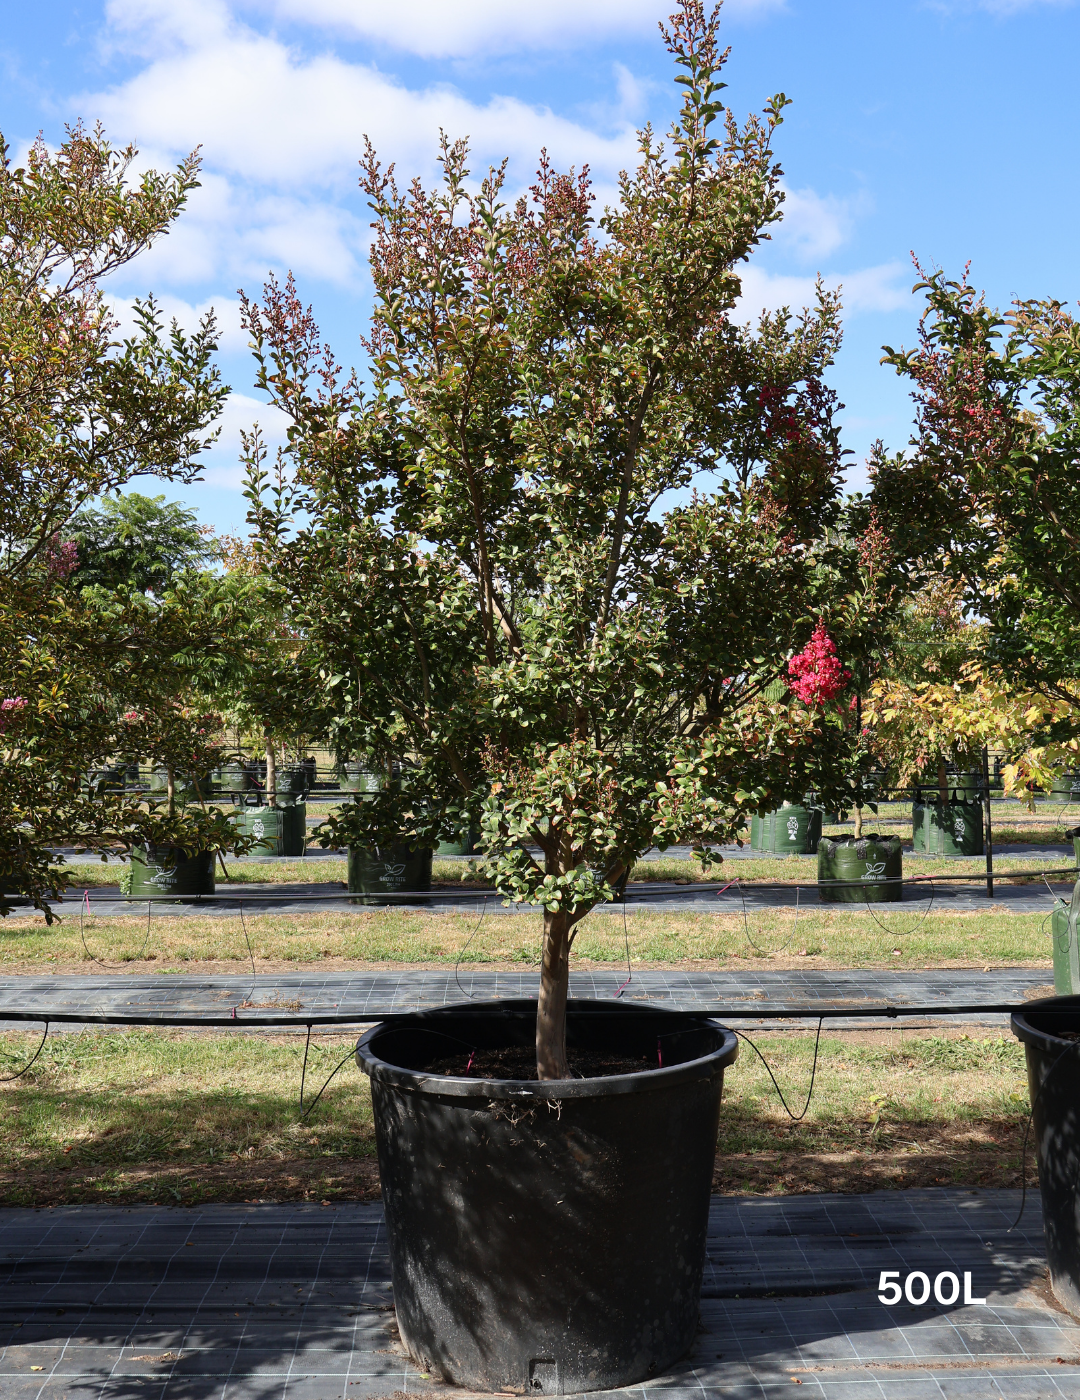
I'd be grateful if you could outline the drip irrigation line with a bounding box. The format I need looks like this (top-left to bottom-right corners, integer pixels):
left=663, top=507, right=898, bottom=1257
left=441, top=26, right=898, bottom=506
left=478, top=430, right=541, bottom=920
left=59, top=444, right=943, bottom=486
left=738, top=879, right=802, bottom=956
left=0, top=1000, right=1036, bottom=1029
left=727, top=1016, right=825, bottom=1122
left=0, top=1021, right=49, bottom=1081
left=230, top=900, right=258, bottom=1019
left=299, top=1044, right=356, bottom=1122
left=454, top=897, right=488, bottom=1001
left=79, top=892, right=156, bottom=966
left=299, top=1022, right=313, bottom=1113
left=864, top=878, right=936, bottom=939
left=613, top=900, right=632, bottom=998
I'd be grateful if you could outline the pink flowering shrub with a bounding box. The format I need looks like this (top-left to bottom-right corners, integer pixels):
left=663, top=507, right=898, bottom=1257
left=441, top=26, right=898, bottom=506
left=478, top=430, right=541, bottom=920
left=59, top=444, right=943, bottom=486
left=786, top=623, right=851, bottom=706
left=43, top=536, right=78, bottom=581
left=0, top=697, right=28, bottom=734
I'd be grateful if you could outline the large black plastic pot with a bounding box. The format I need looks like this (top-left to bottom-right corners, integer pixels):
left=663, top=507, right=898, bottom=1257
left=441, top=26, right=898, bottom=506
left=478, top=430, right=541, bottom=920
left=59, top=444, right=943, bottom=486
left=356, top=1000, right=738, bottom=1394
left=1011, top=996, right=1080, bottom=1315
left=817, top=833, right=902, bottom=902
left=128, top=845, right=214, bottom=899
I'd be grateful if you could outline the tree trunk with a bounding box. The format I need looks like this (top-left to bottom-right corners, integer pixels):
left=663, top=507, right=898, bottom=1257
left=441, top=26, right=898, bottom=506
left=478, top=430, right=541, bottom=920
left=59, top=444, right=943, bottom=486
left=853, top=804, right=863, bottom=840
left=937, top=757, right=949, bottom=807
left=166, top=766, right=175, bottom=819
left=265, top=733, right=277, bottom=808
left=536, top=908, right=572, bottom=1080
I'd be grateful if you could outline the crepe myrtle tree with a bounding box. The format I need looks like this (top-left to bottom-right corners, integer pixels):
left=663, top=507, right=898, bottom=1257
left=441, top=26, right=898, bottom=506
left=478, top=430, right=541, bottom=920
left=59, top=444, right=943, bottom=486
left=873, top=264, right=1080, bottom=750
left=242, top=0, right=895, bottom=1078
left=0, top=121, right=232, bottom=912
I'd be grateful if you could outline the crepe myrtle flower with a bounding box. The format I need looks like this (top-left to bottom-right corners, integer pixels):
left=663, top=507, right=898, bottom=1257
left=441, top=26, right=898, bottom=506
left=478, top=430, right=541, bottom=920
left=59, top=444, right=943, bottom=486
left=786, top=624, right=851, bottom=706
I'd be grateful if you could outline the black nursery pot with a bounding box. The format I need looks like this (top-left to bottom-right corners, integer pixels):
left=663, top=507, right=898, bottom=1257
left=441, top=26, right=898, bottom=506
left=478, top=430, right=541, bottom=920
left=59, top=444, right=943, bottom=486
left=1011, top=996, right=1080, bottom=1316
left=355, top=999, right=738, bottom=1395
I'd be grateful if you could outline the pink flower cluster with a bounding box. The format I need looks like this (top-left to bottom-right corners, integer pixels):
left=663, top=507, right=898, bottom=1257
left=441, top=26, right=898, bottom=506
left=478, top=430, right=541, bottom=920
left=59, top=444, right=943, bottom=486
left=0, top=697, right=28, bottom=734
left=786, top=624, right=851, bottom=706
left=44, top=536, right=78, bottom=581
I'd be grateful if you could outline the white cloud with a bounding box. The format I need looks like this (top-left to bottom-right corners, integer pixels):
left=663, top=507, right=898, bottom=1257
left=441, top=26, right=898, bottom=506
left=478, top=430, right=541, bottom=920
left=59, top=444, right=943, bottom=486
left=90, top=4, right=640, bottom=190
left=774, top=185, right=869, bottom=261
left=735, top=261, right=911, bottom=320
left=105, top=291, right=250, bottom=354
left=249, top=0, right=786, bottom=59
left=196, top=390, right=292, bottom=491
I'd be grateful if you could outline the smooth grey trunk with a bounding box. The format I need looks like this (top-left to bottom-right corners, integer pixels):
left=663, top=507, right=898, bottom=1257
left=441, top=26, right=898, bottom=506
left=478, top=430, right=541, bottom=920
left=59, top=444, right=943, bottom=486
left=536, top=909, right=571, bottom=1080
left=937, top=757, right=949, bottom=807
left=166, top=767, right=175, bottom=819
left=853, top=804, right=863, bottom=840
left=265, top=733, right=277, bottom=808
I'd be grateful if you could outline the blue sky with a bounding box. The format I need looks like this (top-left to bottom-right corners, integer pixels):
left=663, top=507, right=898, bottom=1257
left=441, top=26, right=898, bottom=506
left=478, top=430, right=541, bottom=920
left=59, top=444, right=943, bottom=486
left=3, top=0, right=1078, bottom=534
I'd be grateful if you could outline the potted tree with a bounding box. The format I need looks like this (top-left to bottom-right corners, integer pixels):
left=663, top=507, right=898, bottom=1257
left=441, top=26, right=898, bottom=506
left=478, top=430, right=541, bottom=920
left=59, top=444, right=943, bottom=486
left=242, top=3, right=898, bottom=1387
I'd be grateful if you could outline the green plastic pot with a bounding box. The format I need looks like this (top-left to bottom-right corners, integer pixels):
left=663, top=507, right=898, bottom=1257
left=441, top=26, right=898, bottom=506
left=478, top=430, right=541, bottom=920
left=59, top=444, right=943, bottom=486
left=1052, top=881, right=1080, bottom=996
left=1052, top=775, right=1080, bottom=802
left=128, top=845, right=215, bottom=900
left=817, top=834, right=902, bottom=903
left=148, top=769, right=214, bottom=805
left=215, top=763, right=253, bottom=795
left=750, top=803, right=821, bottom=855
left=231, top=804, right=307, bottom=857
left=348, top=844, right=433, bottom=902
left=925, top=797, right=983, bottom=857
left=274, top=765, right=311, bottom=807
left=436, top=827, right=481, bottom=857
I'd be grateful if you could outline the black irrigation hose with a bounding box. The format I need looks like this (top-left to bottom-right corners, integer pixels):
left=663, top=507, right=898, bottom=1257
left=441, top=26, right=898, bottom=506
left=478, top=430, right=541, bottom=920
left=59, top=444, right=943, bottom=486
left=0, top=1021, right=49, bottom=1081
left=454, top=898, right=488, bottom=1001
left=727, top=1016, right=825, bottom=1122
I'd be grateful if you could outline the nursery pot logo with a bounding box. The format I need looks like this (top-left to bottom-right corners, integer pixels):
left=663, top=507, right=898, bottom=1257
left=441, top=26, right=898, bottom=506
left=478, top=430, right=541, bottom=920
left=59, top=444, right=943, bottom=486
left=786, top=815, right=800, bottom=841
left=252, top=819, right=265, bottom=839
left=381, top=862, right=408, bottom=889
left=954, top=815, right=965, bottom=841
left=863, top=860, right=887, bottom=881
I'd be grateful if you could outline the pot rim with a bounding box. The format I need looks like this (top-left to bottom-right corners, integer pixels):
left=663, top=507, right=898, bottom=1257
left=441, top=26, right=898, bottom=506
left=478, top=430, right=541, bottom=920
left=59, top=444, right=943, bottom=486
left=1012, top=994, right=1080, bottom=1050
left=356, top=997, right=738, bottom=1101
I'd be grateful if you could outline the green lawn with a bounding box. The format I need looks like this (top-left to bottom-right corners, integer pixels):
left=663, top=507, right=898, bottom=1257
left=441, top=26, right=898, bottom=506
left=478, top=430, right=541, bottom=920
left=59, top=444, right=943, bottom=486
left=0, top=903, right=1057, bottom=969
left=0, top=1025, right=1031, bottom=1204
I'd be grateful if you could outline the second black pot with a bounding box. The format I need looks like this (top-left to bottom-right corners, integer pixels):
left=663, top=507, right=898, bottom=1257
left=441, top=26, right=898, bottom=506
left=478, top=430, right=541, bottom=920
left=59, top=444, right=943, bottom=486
left=356, top=999, right=737, bottom=1394
left=1011, top=995, right=1080, bottom=1315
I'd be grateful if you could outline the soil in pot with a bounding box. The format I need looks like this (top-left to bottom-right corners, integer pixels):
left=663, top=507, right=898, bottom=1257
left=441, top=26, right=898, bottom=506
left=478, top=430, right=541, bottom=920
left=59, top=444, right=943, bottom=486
left=1011, top=996, right=1080, bottom=1316
left=356, top=999, right=738, bottom=1394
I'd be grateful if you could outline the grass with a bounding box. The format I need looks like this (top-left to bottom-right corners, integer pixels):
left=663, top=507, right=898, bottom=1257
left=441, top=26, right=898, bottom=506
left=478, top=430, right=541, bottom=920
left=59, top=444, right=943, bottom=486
left=0, top=904, right=1058, bottom=969
left=0, top=1025, right=1031, bottom=1204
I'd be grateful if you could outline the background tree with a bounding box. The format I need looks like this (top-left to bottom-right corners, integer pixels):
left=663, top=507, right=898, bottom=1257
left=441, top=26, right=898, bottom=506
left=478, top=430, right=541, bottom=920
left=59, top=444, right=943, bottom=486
left=872, top=265, right=1080, bottom=787
left=0, top=122, right=237, bottom=914
left=244, top=0, right=900, bottom=1078
left=68, top=492, right=215, bottom=594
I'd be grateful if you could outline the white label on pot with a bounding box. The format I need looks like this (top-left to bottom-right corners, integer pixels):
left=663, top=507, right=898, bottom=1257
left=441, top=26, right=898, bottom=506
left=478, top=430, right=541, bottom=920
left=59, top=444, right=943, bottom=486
left=253, top=820, right=264, bottom=839
left=864, top=860, right=886, bottom=881
left=954, top=815, right=965, bottom=841
left=787, top=815, right=800, bottom=841
left=380, top=862, right=409, bottom=889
